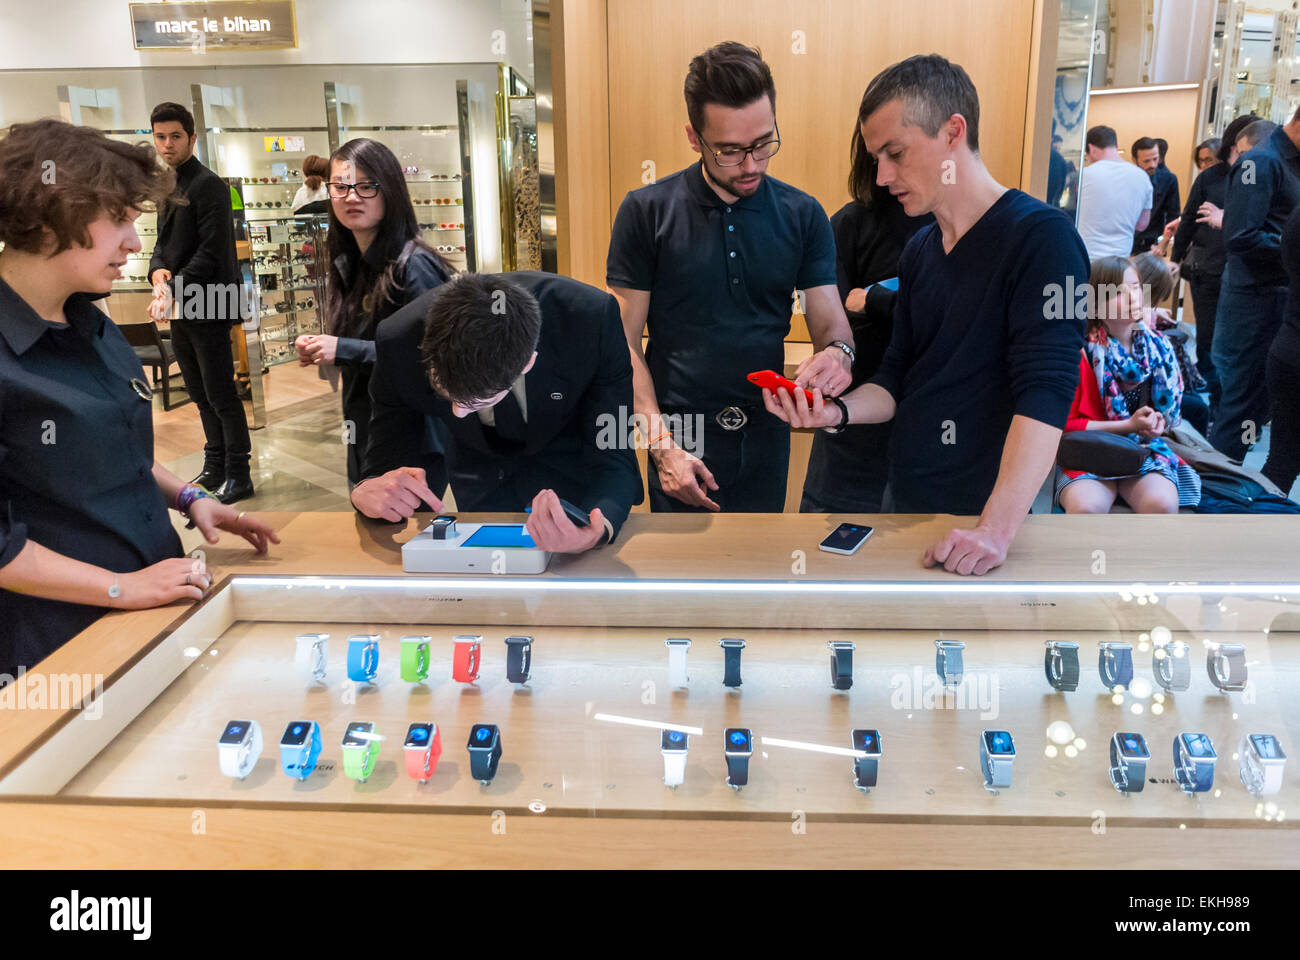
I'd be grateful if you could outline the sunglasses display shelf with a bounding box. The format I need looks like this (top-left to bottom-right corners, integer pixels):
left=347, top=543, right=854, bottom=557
left=247, top=215, right=328, bottom=367
left=407, top=173, right=468, bottom=263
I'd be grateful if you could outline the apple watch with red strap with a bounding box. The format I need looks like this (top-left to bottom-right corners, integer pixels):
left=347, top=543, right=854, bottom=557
left=452, top=634, right=482, bottom=683
left=403, top=722, right=442, bottom=781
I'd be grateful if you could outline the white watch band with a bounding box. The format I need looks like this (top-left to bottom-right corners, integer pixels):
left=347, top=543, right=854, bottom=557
left=219, top=721, right=263, bottom=779
left=662, top=750, right=687, bottom=787
left=666, top=639, right=690, bottom=688
left=295, top=633, right=329, bottom=684
left=1239, top=737, right=1285, bottom=796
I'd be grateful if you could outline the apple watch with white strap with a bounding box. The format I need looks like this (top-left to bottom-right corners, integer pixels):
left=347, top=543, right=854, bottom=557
left=665, top=638, right=691, bottom=688
left=294, top=633, right=329, bottom=685
left=218, top=720, right=263, bottom=780
left=661, top=729, right=688, bottom=786
left=1239, top=734, right=1286, bottom=796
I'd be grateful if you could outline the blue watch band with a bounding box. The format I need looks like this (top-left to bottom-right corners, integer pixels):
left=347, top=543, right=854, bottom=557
left=347, top=635, right=379, bottom=683
left=280, top=722, right=321, bottom=780
left=1099, top=643, right=1134, bottom=690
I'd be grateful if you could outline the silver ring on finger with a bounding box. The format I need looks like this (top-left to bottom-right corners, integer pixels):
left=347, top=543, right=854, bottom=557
left=185, top=574, right=192, bottom=586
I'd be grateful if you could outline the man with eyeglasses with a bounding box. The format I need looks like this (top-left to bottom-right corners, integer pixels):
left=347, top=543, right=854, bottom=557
left=607, top=42, right=854, bottom=513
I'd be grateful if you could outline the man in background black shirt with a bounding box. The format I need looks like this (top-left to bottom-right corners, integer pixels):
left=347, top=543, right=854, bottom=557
left=147, top=101, right=253, bottom=504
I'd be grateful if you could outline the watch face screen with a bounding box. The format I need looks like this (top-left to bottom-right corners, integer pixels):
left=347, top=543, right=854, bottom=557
left=1182, top=734, right=1215, bottom=759
left=342, top=721, right=375, bottom=747
left=984, top=730, right=1015, bottom=755
left=1118, top=733, right=1149, bottom=759
left=468, top=724, right=497, bottom=749
left=661, top=729, right=688, bottom=752
left=1250, top=734, right=1285, bottom=760
left=724, top=728, right=752, bottom=753
left=852, top=729, right=881, bottom=755
left=220, top=721, right=251, bottom=745
left=405, top=723, right=434, bottom=748
left=281, top=721, right=312, bottom=747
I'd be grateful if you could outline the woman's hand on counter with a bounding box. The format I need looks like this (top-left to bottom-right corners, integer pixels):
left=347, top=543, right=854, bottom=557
left=187, top=498, right=281, bottom=554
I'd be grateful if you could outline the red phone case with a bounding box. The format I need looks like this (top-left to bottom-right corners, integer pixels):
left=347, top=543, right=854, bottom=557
left=747, top=369, right=814, bottom=405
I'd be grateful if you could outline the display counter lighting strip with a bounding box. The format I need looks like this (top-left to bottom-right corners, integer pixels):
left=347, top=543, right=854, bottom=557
left=1090, top=83, right=1202, bottom=95
left=229, top=576, right=1297, bottom=598
left=761, top=737, right=867, bottom=759
left=592, top=713, right=704, bottom=736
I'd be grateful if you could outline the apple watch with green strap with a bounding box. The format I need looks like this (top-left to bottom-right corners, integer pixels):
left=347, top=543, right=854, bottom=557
left=341, top=721, right=381, bottom=783
left=400, top=635, right=432, bottom=683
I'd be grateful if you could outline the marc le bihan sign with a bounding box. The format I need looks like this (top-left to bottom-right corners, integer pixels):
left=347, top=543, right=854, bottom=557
left=129, top=1, right=297, bottom=50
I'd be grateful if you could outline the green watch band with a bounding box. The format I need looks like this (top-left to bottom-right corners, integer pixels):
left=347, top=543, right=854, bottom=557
left=400, top=635, right=431, bottom=683
left=343, top=741, right=379, bottom=781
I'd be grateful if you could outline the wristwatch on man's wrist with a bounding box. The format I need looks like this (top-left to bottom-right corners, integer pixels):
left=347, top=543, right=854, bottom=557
left=824, top=396, right=850, bottom=434
left=827, top=339, right=856, bottom=364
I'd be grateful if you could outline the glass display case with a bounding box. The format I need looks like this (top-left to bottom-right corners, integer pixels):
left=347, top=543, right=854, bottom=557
left=0, top=574, right=1294, bottom=864
left=246, top=212, right=328, bottom=366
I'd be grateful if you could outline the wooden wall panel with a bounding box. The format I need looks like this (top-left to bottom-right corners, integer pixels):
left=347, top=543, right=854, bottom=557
left=1085, top=86, right=1203, bottom=201
left=605, top=0, right=1039, bottom=231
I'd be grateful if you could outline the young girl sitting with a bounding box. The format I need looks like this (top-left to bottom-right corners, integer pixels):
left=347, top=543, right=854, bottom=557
left=1056, top=256, right=1201, bottom=513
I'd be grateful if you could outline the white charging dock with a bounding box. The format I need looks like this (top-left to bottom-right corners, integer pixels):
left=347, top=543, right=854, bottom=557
left=401, top=521, right=551, bottom=574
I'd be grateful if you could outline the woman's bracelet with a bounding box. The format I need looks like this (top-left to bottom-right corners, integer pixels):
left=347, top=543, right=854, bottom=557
left=176, top=484, right=214, bottom=526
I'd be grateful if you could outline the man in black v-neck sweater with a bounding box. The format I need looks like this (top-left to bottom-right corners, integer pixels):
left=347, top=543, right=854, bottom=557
left=762, top=56, right=1088, bottom=576
left=147, top=101, right=252, bottom=504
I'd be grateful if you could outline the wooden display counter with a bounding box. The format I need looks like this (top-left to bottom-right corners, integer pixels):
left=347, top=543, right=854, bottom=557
left=1, top=511, right=1298, bottom=869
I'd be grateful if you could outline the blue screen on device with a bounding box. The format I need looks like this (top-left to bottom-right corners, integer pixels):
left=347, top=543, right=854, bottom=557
left=462, top=525, right=537, bottom=549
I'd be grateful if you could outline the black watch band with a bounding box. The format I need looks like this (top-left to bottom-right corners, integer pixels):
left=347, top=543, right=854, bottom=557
left=828, top=642, right=855, bottom=690
left=471, top=742, right=502, bottom=781
left=505, top=635, right=533, bottom=683
left=725, top=754, right=749, bottom=787
left=826, top=396, right=849, bottom=434
left=720, top=638, right=745, bottom=688
left=828, top=339, right=856, bottom=364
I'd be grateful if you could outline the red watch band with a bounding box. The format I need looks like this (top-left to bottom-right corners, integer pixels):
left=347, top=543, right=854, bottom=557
left=405, top=726, right=442, bottom=781
left=452, top=637, right=481, bottom=682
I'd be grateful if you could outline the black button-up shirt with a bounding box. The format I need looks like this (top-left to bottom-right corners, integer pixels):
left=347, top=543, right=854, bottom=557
left=0, top=277, right=182, bottom=674
left=606, top=161, right=837, bottom=410
left=1224, top=126, right=1300, bottom=287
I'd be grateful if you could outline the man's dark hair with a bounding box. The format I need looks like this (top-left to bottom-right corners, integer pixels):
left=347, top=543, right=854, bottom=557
left=1086, top=125, right=1117, bottom=150
left=1154, top=137, right=1168, bottom=161
left=0, top=119, right=175, bottom=255
left=150, top=101, right=195, bottom=138
left=419, top=274, right=541, bottom=403
left=1238, top=119, right=1277, bottom=150
left=1196, top=137, right=1221, bottom=161
left=1218, top=114, right=1259, bottom=163
left=1131, top=136, right=1159, bottom=159
left=857, top=54, right=980, bottom=151
left=683, top=42, right=776, bottom=136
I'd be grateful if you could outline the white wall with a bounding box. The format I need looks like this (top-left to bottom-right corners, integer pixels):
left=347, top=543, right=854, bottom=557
left=0, top=0, right=533, bottom=78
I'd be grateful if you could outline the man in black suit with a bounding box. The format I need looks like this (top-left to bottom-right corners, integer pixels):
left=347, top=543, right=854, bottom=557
left=1131, top=135, right=1180, bottom=255
left=147, top=101, right=253, bottom=504
left=350, top=272, right=643, bottom=552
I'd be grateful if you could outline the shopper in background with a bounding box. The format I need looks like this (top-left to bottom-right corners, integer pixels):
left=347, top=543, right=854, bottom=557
left=147, top=101, right=253, bottom=504
left=1046, top=132, right=1071, bottom=209
left=1169, top=119, right=1257, bottom=416
left=800, top=140, right=932, bottom=514
left=607, top=41, right=854, bottom=513
left=1131, top=136, right=1180, bottom=255
left=1056, top=257, right=1196, bottom=514
left=764, top=54, right=1089, bottom=575
left=1235, top=120, right=1278, bottom=156
left=0, top=119, right=279, bottom=676
left=1131, top=251, right=1209, bottom=436
left=1262, top=204, right=1300, bottom=496
left=1076, top=125, right=1152, bottom=259
left=291, top=154, right=330, bottom=213
left=294, top=137, right=453, bottom=488
left=1210, top=107, right=1300, bottom=461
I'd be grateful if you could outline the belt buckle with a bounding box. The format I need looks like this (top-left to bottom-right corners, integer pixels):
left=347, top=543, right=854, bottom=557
left=715, top=406, right=748, bottom=431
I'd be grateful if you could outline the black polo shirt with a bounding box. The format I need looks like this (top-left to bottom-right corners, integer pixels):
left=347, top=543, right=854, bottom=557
left=606, top=161, right=837, bottom=410
left=0, top=277, right=182, bottom=675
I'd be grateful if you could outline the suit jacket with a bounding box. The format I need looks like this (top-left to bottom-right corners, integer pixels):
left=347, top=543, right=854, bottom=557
left=1133, top=164, right=1181, bottom=254
left=149, top=155, right=240, bottom=322
left=363, top=271, right=644, bottom=540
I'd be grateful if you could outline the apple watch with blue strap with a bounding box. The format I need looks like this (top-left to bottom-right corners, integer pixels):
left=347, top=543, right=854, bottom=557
left=1173, top=732, right=1217, bottom=794
left=1098, top=641, right=1134, bottom=690
left=278, top=720, right=322, bottom=780
left=347, top=634, right=380, bottom=683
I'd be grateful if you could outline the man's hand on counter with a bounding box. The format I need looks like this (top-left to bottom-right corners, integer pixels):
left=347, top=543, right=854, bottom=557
left=351, top=467, right=444, bottom=522
left=924, top=524, right=1011, bottom=577
left=526, top=489, right=607, bottom=554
